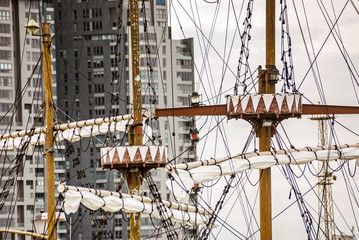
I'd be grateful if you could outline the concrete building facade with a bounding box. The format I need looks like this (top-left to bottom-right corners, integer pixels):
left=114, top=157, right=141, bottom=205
left=53, top=0, right=196, bottom=239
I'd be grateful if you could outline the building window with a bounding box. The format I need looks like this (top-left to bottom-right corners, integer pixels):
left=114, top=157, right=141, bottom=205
left=91, top=8, right=102, bottom=18
left=94, top=84, right=104, bottom=93
left=0, top=10, right=10, bottom=21
left=177, top=96, right=189, bottom=106
left=177, top=71, right=193, bottom=81
left=157, top=21, right=166, bottom=28
left=73, top=10, right=77, bottom=20
left=46, top=12, right=54, bottom=20
left=83, top=9, right=89, bottom=18
left=32, top=52, right=41, bottom=62
left=156, top=0, right=165, bottom=6
left=93, top=59, right=104, bottom=68
left=0, top=24, right=10, bottom=33
left=0, top=63, right=12, bottom=73
left=156, top=9, right=166, bottom=19
left=95, top=97, right=105, bottom=106
left=92, top=21, right=102, bottom=30
left=93, top=46, right=103, bottom=55
left=83, top=22, right=90, bottom=31
left=0, top=0, right=10, bottom=7
left=177, top=84, right=193, bottom=94
left=0, top=37, right=11, bottom=46
left=176, top=59, right=192, bottom=68
left=0, top=77, right=12, bottom=87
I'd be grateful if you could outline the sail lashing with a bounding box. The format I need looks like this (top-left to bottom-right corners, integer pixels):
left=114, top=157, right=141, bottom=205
left=167, top=144, right=359, bottom=202
left=0, top=112, right=151, bottom=150
left=58, top=184, right=213, bottom=227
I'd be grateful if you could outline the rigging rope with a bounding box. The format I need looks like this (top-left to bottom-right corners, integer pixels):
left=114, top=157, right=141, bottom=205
left=235, top=0, right=254, bottom=95
left=145, top=172, right=180, bottom=240
left=279, top=0, right=296, bottom=92
left=199, top=174, right=235, bottom=240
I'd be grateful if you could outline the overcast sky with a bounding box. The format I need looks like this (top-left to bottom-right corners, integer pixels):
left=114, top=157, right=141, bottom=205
left=168, top=0, right=359, bottom=239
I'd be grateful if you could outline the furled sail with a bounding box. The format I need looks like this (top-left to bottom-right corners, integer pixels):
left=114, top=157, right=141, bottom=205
left=0, top=112, right=151, bottom=150
left=58, top=184, right=212, bottom=226
left=167, top=144, right=359, bottom=202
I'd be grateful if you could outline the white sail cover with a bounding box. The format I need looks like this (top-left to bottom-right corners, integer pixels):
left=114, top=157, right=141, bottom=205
left=167, top=147, right=359, bottom=202
left=0, top=120, right=152, bottom=151
left=62, top=190, right=209, bottom=226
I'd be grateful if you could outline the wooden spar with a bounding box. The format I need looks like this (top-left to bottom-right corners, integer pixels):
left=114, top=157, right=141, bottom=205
left=0, top=228, right=53, bottom=239
left=43, top=23, right=56, bottom=240
left=154, top=104, right=359, bottom=117
left=168, top=143, right=359, bottom=171
left=155, top=104, right=359, bottom=118
left=0, top=112, right=143, bottom=141
left=301, top=104, right=359, bottom=114
left=129, top=0, right=142, bottom=239
left=57, top=184, right=212, bottom=215
left=155, top=105, right=228, bottom=117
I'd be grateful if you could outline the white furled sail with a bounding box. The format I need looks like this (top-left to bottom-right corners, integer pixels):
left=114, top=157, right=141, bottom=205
left=167, top=144, right=359, bottom=202
left=58, top=184, right=212, bottom=226
left=0, top=112, right=152, bottom=150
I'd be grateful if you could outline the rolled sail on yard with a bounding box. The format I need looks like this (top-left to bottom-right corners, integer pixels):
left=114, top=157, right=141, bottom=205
left=166, top=144, right=359, bottom=203
left=58, top=184, right=212, bottom=226
left=0, top=112, right=152, bottom=150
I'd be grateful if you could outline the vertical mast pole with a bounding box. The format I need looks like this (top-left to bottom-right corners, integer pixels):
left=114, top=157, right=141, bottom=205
left=129, top=0, right=142, bottom=239
left=259, top=0, right=275, bottom=239
left=43, top=23, right=56, bottom=240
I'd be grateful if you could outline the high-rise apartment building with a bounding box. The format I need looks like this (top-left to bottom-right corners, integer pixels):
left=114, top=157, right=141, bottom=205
left=0, top=0, right=66, bottom=239
left=54, top=0, right=195, bottom=239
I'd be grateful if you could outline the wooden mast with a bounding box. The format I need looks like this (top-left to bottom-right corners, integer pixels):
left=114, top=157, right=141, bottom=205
left=43, top=23, right=56, bottom=240
left=259, top=0, right=276, bottom=239
left=128, top=0, right=142, bottom=239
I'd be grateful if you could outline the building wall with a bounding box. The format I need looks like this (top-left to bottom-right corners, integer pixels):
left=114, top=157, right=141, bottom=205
left=54, top=0, right=125, bottom=239
left=54, top=0, right=195, bottom=239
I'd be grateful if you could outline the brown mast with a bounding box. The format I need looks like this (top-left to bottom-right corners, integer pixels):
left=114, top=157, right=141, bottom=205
left=128, top=0, right=142, bottom=239
left=43, top=23, right=56, bottom=240
left=259, top=0, right=276, bottom=239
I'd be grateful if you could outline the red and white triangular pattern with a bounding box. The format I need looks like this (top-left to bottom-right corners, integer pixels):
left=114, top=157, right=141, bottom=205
left=101, top=146, right=167, bottom=165
left=227, top=94, right=302, bottom=115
